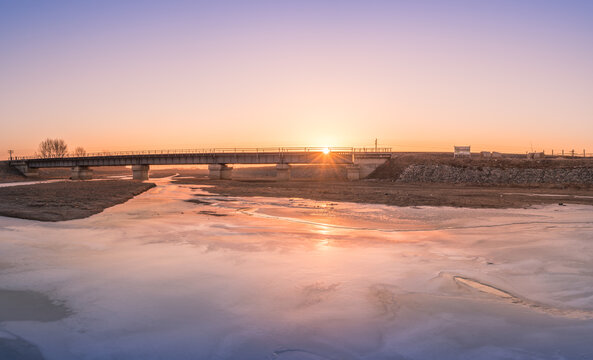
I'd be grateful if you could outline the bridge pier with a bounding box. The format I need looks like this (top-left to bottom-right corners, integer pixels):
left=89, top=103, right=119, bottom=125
left=24, top=168, right=40, bottom=177
left=132, top=165, right=149, bottom=180
left=71, top=166, right=93, bottom=180
left=11, top=162, right=39, bottom=177
left=353, top=158, right=390, bottom=178
left=276, top=163, right=291, bottom=181
left=346, top=165, right=361, bottom=181
left=208, top=164, right=232, bottom=180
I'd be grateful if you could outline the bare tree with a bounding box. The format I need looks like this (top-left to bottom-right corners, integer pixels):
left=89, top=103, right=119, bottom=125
left=38, top=138, right=68, bottom=158
left=73, top=146, right=87, bottom=157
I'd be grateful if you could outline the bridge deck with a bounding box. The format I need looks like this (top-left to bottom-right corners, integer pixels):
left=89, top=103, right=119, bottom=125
left=10, top=148, right=392, bottom=168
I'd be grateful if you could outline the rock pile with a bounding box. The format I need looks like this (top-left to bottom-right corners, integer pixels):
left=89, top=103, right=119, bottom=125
left=397, top=164, right=593, bottom=185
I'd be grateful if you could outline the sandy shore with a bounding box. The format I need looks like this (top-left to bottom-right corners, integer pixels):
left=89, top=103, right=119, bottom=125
left=0, top=180, right=155, bottom=221
left=174, top=178, right=593, bottom=208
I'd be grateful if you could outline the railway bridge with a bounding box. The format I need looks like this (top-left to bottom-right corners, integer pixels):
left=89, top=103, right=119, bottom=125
left=9, top=147, right=392, bottom=181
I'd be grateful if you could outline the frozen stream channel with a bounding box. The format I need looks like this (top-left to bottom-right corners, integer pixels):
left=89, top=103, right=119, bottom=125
left=0, top=177, right=592, bottom=359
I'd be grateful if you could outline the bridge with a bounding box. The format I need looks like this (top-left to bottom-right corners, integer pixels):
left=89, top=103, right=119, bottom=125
left=9, top=147, right=392, bottom=181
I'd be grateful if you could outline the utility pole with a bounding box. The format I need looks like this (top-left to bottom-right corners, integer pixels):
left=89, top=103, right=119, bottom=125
left=374, top=138, right=377, bottom=152
left=8, top=150, right=14, bottom=161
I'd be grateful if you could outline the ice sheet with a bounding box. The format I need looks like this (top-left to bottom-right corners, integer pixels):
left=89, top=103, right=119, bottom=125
left=0, top=178, right=592, bottom=359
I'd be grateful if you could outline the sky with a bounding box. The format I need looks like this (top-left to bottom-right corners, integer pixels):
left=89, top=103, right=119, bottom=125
left=1, top=0, right=592, bottom=158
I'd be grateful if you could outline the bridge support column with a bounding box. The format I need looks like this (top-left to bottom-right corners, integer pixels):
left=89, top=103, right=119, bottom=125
left=346, top=165, right=360, bottom=181
left=132, top=165, right=149, bottom=180
left=71, top=166, right=93, bottom=180
left=11, top=162, right=39, bottom=177
left=276, top=164, right=291, bottom=181
left=353, top=158, right=390, bottom=178
left=208, top=164, right=232, bottom=180
left=24, top=168, right=40, bottom=177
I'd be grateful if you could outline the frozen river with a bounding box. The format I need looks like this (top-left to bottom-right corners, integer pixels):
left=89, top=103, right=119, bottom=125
left=0, top=177, right=592, bottom=359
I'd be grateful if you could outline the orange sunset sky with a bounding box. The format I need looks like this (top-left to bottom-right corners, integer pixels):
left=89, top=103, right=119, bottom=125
left=1, top=1, right=592, bottom=158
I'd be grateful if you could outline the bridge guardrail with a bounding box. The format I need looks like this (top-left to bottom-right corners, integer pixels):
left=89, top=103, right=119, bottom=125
left=12, top=147, right=392, bottom=161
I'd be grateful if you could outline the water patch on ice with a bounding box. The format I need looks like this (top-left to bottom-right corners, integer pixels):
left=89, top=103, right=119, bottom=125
left=0, top=290, right=70, bottom=360
left=272, top=348, right=335, bottom=359
left=197, top=210, right=228, bottom=217
left=0, top=333, right=44, bottom=360
left=0, top=289, right=70, bottom=322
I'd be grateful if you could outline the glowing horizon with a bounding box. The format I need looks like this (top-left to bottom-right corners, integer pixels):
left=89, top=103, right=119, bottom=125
left=1, top=0, right=592, bottom=159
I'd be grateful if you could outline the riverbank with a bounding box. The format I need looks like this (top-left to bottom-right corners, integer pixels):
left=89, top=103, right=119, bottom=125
left=0, top=180, right=155, bottom=221
left=369, top=153, right=593, bottom=185
left=175, top=178, right=593, bottom=208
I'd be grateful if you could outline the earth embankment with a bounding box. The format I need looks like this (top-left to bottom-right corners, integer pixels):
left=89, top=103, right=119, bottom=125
left=0, top=180, right=155, bottom=221
left=369, top=153, right=593, bottom=186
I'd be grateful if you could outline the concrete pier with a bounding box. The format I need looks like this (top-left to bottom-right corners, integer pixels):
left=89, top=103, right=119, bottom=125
left=21, top=167, right=39, bottom=178
left=12, top=162, right=39, bottom=177
left=132, top=165, right=149, bottom=180
left=208, top=164, right=233, bottom=180
left=71, top=166, right=93, bottom=180
left=276, top=163, right=291, bottom=181
left=346, top=165, right=360, bottom=181
left=353, top=158, right=389, bottom=178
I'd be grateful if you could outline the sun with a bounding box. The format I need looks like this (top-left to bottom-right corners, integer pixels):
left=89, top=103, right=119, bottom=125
left=322, top=147, right=330, bottom=155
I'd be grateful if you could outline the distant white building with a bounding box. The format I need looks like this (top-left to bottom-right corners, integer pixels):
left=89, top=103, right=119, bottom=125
left=527, top=152, right=545, bottom=159
left=454, top=146, right=471, bottom=158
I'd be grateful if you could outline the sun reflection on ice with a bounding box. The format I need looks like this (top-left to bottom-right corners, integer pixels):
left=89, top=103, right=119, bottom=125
left=315, top=226, right=332, bottom=250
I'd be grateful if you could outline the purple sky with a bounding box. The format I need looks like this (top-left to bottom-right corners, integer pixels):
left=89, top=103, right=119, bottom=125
left=1, top=0, right=592, bottom=156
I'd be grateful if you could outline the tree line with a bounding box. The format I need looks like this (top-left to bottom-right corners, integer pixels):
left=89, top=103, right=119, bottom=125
left=37, top=138, right=86, bottom=158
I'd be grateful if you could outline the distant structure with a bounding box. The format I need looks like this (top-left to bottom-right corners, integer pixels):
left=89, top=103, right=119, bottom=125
left=7, top=147, right=392, bottom=181
left=454, top=146, right=471, bottom=158
left=479, top=151, right=505, bottom=159
left=527, top=151, right=545, bottom=159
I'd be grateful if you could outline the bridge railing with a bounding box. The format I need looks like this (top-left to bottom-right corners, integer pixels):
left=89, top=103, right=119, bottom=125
left=12, top=147, right=392, bottom=161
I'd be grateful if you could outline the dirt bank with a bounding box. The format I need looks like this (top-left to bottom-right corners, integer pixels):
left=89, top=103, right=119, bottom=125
left=0, top=180, right=155, bottom=221
left=173, top=178, right=593, bottom=208
left=369, top=153, right=593, bottom=185
left=397, top=164, right=593, bottom=185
